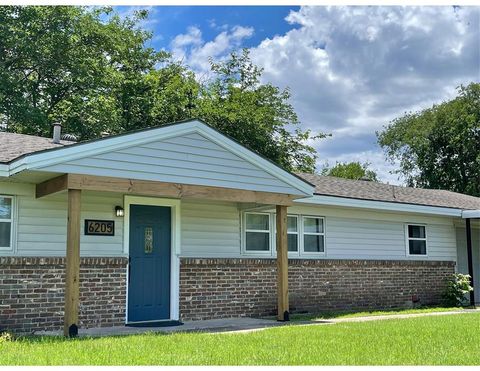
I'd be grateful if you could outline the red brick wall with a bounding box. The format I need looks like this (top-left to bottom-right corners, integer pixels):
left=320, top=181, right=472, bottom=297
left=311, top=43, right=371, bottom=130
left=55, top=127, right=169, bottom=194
left=1, top=256, right=456, bottom=332
left=0, top=257, right=127, bottom=334
left=179, top=258, right=455, bottom=321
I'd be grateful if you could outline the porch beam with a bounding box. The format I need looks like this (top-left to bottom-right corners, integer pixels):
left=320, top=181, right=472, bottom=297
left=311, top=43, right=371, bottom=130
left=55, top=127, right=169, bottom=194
left=466, top=218, right=475, bottom=307
left=35, top=174, right=69, bottom=198
left=62, top=173, right=295, bottom=205
left=276, top=204, right=289, bottom=321
left=64, top=189, right=81, bottom=337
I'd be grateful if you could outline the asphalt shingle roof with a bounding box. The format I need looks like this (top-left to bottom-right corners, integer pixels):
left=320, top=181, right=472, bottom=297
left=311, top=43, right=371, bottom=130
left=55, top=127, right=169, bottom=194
left=0, top=131, right=74, bottom=163
left=1, top=131, right=479, bottom=210
left=297, top=172, right=480, bottom=210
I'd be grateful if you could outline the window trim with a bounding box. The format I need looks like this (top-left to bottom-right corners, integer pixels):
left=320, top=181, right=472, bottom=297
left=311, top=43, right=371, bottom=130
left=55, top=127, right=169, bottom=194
left=0, top=195, right=15, bottom=252
left=405, top=223, right=428, bottom=257
left=242, top=212, right=273, bottom=255
left=301, top=215, right=326, bottom=256
left=286, top=214, right=300, bottom=256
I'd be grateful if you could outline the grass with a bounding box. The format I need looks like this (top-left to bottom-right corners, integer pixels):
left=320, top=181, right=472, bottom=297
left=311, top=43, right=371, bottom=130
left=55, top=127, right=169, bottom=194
left=1, top=311, right=480, bottom=365
left=286, top=305, right=467, bottom=321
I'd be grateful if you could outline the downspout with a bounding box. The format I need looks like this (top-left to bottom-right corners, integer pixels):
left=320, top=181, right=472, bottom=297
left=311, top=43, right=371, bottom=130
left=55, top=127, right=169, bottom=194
left=466, top=218, right=476, bottom=307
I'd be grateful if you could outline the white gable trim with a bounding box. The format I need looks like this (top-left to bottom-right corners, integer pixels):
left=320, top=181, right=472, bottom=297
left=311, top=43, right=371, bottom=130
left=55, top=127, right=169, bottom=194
left=295, top=194, right=464, bottom=217
left=5, top=120, right=314, bottom=196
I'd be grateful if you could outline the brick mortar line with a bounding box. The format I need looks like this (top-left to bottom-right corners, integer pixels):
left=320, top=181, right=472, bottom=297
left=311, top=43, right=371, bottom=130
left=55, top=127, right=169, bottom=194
left=0, top=257, right=128, bottom=267
left=180, top=258, right=456, bottom=267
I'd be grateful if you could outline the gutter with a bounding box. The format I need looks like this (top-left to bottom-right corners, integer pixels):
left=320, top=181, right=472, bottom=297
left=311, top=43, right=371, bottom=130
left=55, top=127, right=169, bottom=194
left=462, top=210, right=480, bottom=219
left=295, top=194, right=464, bottom=217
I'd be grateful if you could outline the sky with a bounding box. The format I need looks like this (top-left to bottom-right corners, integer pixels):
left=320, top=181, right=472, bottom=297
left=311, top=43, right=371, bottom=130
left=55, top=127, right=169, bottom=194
left=116, top=5, right=480, bottom=184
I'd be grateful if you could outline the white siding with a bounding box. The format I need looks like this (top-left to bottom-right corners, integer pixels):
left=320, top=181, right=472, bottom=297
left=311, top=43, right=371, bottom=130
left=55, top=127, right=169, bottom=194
left=456, top=224, right=480, bottom=299
left=179, top=202, right=458, bottom=261
left=1, top=181, right=460, bottom=262
left=287, top=205, right=457, bottom=261
left=181, top=200, right=241, bottom=257
left=37, top=132, right=299, bottom=194
left=0, top=183, right=125, bottom=257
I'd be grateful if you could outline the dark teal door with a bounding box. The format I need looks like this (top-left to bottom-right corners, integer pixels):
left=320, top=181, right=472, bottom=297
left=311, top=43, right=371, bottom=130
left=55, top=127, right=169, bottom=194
left=128, top=205, right=171, bottom=322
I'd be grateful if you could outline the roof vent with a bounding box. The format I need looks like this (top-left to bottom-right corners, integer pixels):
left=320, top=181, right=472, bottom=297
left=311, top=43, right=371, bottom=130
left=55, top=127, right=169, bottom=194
left=359, top=176, right=373, bottom=181
left=52, top=123, right=62, bottom=144
left=61, top=133, right=77, bottom=142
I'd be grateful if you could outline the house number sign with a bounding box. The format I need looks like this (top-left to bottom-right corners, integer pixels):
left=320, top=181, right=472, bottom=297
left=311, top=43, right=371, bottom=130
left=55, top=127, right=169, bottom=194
left=84, top=220, right=115, bottom=236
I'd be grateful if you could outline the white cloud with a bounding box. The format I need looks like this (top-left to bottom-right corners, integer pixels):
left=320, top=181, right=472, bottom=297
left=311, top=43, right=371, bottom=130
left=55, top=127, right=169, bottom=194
left=248, top=6, right=479, bottom=182
left=167, top=6, right=478, bottom=183
left=171, top=25, right=254, bottom=74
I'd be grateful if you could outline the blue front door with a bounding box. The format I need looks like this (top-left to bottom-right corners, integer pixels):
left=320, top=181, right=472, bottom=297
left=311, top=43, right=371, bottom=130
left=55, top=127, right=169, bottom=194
left=128, top=204, right=171, bottom=322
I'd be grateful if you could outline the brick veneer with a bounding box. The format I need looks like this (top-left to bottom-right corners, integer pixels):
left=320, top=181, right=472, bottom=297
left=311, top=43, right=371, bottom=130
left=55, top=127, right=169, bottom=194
left=1, top=256, right=456, bottom=332
left=179, top=258, right=455, bottom=321
left=0, top=257, right=127, bottom=333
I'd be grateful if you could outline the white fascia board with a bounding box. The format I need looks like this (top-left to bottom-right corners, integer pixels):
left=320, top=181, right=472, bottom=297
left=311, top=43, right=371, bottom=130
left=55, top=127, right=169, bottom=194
left=462, top=210, right=480, bottom=219
left=6, top=120, right=314, bottom=196
left=8, top=123, right=198, bottom=174
left=295, top=194, right=463, bottom=217
left=0, top=164, right=8, bottom=177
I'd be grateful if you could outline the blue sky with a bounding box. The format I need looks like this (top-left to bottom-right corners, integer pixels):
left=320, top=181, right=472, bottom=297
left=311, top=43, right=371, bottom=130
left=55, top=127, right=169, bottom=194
left=126, top=6, right=300, bottom=50
left=116, top=6, right=479, bottom=184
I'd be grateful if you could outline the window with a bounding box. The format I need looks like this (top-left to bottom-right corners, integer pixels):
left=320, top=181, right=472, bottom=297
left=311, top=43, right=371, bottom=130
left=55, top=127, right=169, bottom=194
left=303, top=216, right=325, bottom=253
left=245, top=213, right=271, bottom=252
left=287, top=216, right=298, bottom=252
left=0, top=196, right=13, bottom=250
left=406, top=224, right=427, bottom=255
left=242, top=212, right=326, bottom=257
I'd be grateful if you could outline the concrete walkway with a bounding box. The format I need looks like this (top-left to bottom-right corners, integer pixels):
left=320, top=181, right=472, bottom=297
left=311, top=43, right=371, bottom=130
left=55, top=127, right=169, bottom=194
left=325, top=308, right=480, bottom=323
left=35, top=317, right=286, bottom=337
left=35, top=309, right=480, bottom=338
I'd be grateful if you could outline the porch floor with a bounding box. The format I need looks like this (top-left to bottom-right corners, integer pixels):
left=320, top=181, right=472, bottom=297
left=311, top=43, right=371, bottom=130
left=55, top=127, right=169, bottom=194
left=35, top=317, right=288, bottom=337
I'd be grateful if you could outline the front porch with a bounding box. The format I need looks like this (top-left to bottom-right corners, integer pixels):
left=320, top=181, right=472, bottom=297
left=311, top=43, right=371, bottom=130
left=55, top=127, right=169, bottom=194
left=35, top=172, right=296, bottom=336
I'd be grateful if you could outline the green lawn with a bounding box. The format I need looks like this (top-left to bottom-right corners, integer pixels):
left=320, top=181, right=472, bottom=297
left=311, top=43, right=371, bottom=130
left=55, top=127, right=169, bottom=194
left=1, top=312, right=480, bottom=365
left=287, top=306, right=467, bottom=321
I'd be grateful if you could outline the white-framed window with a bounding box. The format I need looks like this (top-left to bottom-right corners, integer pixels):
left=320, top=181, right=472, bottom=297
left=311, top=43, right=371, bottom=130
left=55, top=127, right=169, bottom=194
left=0, top=195, right=14, bottom=251
left=406, top=224, right=427, bottom=256
left=302, top=216, right=325, bottom=254
left=287, top=215, right=299, bottom=253
left=242, top=212, right=326, bottom=257
left=244, top=212, right=271, bottom=253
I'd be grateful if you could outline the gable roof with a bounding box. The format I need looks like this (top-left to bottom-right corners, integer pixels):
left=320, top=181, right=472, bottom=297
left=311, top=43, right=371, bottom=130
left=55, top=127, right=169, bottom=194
left=0, top=131, right=74, bottom=163
left=297, top=172, right=480, bottom=211
left=0, top=119, right=314, bottom=196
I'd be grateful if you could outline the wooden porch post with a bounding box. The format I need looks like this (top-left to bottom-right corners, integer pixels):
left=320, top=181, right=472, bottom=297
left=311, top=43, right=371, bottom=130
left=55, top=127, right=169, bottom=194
left=276, top=205, right=289, bottom=321
left=64, top=189, right=81, bottom=337
left=466, top=218, right=475, bottom=307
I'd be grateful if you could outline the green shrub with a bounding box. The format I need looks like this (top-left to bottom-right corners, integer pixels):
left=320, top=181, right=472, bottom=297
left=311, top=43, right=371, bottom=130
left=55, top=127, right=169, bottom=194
left=442, top=273, right=473, bottom=307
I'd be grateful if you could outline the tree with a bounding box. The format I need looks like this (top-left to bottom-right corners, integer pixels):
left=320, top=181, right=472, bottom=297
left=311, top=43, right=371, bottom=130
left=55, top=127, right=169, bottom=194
left=194, top=49, right=327, bottom=172
left=0, top=7, right=326, bottom=173
left=377, top=83, right=480, bottom=196
left=321, top=161, right=378, bottom=181
left=0, top=6, right=166, bottom=138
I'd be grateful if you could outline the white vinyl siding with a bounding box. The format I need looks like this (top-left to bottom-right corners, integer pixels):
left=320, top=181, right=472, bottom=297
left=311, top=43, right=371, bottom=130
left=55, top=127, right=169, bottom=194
left=12, top=189, right=124, bottom=257
left=0, top=181, right=459, bottom=262
left=284, top=205, right=457, bottom=261
left=37, top=132, right=300, bottom=194
left=180, top=200, right=241, bottom=258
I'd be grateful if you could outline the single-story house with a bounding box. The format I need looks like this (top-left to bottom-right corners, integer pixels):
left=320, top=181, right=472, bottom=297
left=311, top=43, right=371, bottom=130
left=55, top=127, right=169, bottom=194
left=0, top=119, right=479, bottom=336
